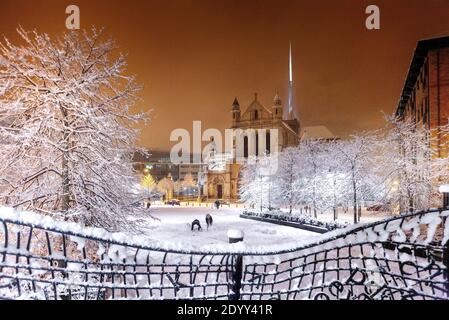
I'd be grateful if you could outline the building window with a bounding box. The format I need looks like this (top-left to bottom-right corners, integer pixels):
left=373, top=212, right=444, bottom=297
left=256, top=132, right=259, bottom=156
left=255, top=110, right=259, bottom=120
left=244, top=136, right=248, bottom=158
left=266, top=132, right=271, bottom=154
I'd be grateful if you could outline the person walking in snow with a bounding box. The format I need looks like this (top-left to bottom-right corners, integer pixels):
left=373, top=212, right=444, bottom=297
left=205, top=214, right=213, bottom=229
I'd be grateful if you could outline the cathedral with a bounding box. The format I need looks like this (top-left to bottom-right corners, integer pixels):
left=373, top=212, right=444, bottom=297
left=203, top=93, right=300, bottom=200
left=203, top=44, right=301, bottom=201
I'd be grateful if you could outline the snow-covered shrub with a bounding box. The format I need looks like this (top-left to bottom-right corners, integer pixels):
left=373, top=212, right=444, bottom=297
left=242, top=210, right=349, bottom=231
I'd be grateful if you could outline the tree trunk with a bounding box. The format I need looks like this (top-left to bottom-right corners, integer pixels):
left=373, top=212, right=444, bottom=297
left=353, top=180, right=357, bottom=224
left=408, top=194, right=414, bottom=213
left=333, top=185, right=337, bottom=221
left=61, top=105, right=70, bottom=213
left=62, top=153, right=70, bottom=212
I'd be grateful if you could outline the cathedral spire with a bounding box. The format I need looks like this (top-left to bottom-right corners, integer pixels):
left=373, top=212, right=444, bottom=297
left=285, top=41, right=296, bottom=121
left=289, top=42, right=293, bottom=83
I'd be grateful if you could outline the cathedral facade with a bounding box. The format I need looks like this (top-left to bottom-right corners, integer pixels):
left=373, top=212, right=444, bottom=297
left=203, top=43, right=301, bottom=201
left=204, top=93, right=300, bottom=200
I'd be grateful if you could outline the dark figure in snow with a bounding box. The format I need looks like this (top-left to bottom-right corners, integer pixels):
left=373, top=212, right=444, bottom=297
left=205, top=214, right=213, bottom=229
left=191, top=219, right=202, bottom=231
left=146, top=200, right=151, bottom=209
left=215, top=200, right=220, bottom=209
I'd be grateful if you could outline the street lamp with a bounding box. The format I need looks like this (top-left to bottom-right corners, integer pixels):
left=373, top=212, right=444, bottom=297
left=439, top=184, right=449, bottom=209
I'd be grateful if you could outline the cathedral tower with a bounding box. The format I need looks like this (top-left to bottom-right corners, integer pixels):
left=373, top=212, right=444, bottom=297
left=231, top=97, right=241, bottom=125
left=272, top=92, right=283, bottom=120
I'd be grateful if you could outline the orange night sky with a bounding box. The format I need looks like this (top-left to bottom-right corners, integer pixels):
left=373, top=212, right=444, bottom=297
left=2, top=0, right=449, bottom=150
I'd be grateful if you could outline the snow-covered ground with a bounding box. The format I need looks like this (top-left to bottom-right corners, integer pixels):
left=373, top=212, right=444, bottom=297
left=140, top=206, right=318, bottom=247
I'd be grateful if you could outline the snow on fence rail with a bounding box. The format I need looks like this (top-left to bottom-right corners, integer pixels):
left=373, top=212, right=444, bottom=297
left=0, top=207, right=448, bottom=300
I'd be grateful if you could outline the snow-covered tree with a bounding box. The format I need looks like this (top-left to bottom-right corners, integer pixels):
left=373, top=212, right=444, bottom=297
left=273, top=147, right=303, bottom=214
left=239, top=113, right=449, bottom=222
left=0, top=28, right=147, bottom=231
left=381, top=115, right=449, bottom=213
left=319, top=140, right=349, bottom=220
left=297, top=139, right=329, bottom=218
left=335, top=132, right=379, bottom=223
left=181, top=172, right=198, bottom=199
left=260, top=155, right=277, bottom=211
left=157, top=176, right=174, bottom=200
left=141, top=174, right=156, bottom=195
left=239, top=155, right=276, bottom=212
left=239, top=157, right=258, bottom=209
left=173, top=180, right=182, bottom=194
left=181, top=172, right=196, bottom=189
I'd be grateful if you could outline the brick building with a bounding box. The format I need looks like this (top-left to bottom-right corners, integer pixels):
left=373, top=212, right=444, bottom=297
left=396, top=36, right=449, bottom=157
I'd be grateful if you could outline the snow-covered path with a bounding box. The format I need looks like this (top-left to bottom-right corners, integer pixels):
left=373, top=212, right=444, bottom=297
left=140, top=206, right=318, bottom=247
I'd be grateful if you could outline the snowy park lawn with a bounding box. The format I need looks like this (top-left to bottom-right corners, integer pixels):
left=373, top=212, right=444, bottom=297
left=140, top=206, right=318, bottom=248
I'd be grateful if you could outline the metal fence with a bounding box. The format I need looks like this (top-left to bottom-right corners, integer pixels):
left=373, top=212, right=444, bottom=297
left=1, top=208, right=448, bottom=300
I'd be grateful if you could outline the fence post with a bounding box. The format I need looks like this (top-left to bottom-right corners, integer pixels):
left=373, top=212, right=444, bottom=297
left=444, top=239, right=449, bottom=298
left=228, top=230, right=244, bottom=300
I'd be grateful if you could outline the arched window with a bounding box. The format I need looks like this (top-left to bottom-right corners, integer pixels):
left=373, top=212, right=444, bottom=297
left=256, top=132, right=259, bottom=157
left=244, top=136, right=248, bottom=158
left=254, top=110, right=259, bottom=120
left=266, top=132, right=271, bottom=155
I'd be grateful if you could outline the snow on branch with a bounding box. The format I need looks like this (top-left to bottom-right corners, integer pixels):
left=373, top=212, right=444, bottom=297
left=0, top=27, right=149, bottom=232
left=239, top=115, right=449, bottom=222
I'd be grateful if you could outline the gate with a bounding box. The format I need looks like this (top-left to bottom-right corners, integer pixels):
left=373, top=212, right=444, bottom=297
left=1, top=208, right=448, bottom=300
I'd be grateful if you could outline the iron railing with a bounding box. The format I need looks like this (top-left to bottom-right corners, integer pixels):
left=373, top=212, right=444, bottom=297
left=0, top=208, right=448, bottom=300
